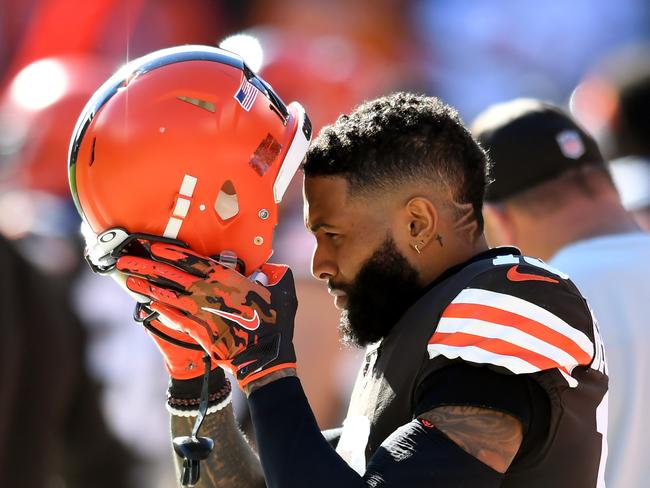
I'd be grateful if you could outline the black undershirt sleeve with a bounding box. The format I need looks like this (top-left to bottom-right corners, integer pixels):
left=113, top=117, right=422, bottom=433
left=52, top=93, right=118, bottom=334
left=248, top=367, right=546, bottom=488
left=415, top=362, right=534, bottom=425
left=414, top=362, right=551, bottom=458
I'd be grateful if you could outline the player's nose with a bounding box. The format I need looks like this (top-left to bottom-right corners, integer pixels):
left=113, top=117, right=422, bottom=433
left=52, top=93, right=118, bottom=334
left=311, top=243, right=336, bottom=281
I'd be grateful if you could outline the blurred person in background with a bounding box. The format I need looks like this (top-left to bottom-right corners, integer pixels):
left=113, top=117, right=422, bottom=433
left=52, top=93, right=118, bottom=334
left=0, top=234, right=132, bottom=486
left=609, top=158, right=650, bottom=231
left=571, top=45, right=650, bottom=231
left=474, top=99, right=650, bottom=488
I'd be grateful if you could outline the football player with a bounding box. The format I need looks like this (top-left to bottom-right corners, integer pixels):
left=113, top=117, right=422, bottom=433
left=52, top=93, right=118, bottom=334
left=70, top=47, right=608, bottom=487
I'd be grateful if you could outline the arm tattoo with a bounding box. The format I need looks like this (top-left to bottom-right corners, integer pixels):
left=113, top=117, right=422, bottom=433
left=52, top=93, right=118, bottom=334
left=171, top=404, right=266, bottom=487
left=419, top=405, right=523, bottom=473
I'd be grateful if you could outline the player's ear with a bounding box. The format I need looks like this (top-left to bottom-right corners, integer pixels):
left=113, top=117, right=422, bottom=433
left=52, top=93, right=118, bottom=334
left=483, top=203, right=515, bottom=247
left=405, top=197, right=438, bottom=250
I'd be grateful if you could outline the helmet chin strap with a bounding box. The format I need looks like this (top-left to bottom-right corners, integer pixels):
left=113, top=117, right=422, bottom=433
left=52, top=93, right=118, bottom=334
left=134, top=306, right=213, bottom=486
left=172, top=354, right=215, bottom=487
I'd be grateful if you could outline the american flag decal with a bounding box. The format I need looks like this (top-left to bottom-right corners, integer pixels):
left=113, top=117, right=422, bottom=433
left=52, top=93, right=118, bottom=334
left=234, top=77, right=258, bottom=111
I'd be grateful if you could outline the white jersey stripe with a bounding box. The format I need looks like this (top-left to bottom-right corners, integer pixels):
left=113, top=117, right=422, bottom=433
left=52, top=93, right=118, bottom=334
left=437, top=317, right=582, bottom=368
left=452, top=288, right=594, bottom=357
left=427, top=343, right=540, bottom=374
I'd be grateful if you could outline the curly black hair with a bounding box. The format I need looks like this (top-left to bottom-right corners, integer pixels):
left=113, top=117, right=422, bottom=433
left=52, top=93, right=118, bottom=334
left=302, top=92, right=489, bottom=231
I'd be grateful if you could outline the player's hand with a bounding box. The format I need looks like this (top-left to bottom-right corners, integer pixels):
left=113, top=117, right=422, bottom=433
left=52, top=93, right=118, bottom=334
left=134, top=294, right=231, bottom=419
left=116, top=242, right=298, bottom=388
left=135, top=306, right=215, bottom=381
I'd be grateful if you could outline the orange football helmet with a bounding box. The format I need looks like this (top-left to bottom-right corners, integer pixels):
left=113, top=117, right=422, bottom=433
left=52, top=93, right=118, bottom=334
left=69, top=45, right=311, bottom=275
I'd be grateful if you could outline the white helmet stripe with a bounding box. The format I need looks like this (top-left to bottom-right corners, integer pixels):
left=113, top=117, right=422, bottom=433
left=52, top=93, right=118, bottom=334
left=164, top=174, right=197, bottom=238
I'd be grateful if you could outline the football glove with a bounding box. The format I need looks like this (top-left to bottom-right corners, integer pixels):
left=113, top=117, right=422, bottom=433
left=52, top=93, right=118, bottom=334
left=135, top=306, right=212, bottom=381
left=116, top=242, right=298, bottom=388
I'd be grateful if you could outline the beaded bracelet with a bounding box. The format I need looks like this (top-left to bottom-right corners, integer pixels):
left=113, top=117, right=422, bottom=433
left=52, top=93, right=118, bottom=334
left=167, top=368, right=232, bottom=417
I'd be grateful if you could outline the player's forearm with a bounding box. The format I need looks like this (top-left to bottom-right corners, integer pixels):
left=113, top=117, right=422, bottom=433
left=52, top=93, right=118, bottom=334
left=171, top=404, right=265, bottom=488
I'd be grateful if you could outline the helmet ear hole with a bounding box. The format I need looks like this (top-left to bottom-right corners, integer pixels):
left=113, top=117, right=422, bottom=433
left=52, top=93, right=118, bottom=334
left=214, top=180, right=239, bottom=220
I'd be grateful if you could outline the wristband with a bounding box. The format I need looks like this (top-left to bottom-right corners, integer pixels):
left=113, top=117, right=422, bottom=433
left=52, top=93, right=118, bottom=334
left=167, top=367, right=232, bottom=417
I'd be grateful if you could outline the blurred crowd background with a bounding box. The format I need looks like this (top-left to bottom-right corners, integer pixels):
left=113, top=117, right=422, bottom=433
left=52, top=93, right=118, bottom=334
left=1, top=0, right=649, bottom=487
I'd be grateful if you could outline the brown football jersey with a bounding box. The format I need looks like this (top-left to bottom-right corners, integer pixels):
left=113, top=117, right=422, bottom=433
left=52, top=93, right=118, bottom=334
left=336, top=248, right=608, bottom=487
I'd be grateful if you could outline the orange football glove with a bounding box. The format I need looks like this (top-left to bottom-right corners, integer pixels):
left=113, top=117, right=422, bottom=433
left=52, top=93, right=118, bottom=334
left=135, top=306, right=211, bottom=381
left=116, top=242, right=298, bottom=388
left=131, top=306, right=231, bottom=418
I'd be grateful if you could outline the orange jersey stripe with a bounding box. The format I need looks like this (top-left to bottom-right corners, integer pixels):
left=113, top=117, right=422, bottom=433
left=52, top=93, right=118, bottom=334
left=441, top=302, right=592, bottom=365
left=430, top=331, right=570, bottom=372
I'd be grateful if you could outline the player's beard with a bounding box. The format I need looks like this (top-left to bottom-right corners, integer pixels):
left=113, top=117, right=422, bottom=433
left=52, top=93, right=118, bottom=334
left=335, top=236, right=422, bottom=348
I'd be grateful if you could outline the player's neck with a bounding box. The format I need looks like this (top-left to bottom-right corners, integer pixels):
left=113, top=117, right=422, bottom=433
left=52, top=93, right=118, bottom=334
left=419, top=233, right=489, bottom=285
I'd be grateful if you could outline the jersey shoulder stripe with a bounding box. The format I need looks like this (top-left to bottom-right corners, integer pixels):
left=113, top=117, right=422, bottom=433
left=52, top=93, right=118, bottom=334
left=428, top=287, right=595, bottom=378
left=448, top=288, right=593, bottom=354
